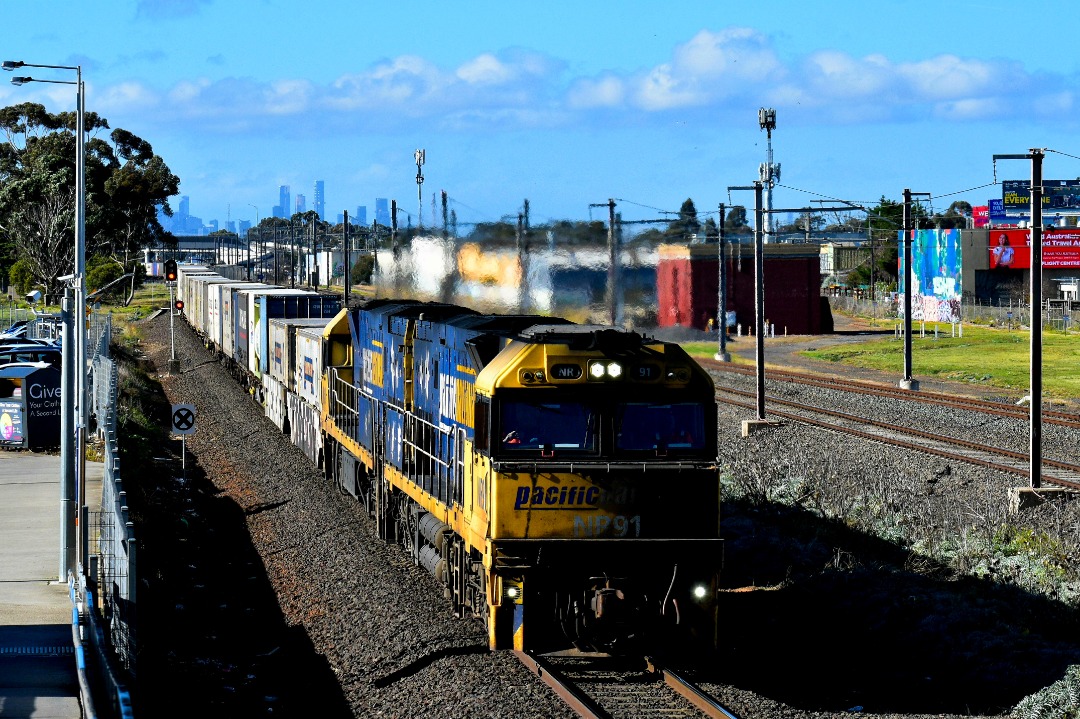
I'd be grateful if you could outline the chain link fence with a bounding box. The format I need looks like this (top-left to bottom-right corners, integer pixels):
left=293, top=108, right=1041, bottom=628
left=87, top=312, right=138, bottom=677
left=828, top=295, right=1040, bottom=329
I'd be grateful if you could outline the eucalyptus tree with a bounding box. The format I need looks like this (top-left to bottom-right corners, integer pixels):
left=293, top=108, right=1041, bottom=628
left=0, top=102, right=179, bottom=302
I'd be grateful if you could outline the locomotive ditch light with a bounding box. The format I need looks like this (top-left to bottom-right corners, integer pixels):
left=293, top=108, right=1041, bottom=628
left=692, top=584, right=708, bottom=601
left=666, top=367, right=691, bottom=383
left=519, top=368, right=548, bottom=384
left=502, top=578, right=523, bottom=604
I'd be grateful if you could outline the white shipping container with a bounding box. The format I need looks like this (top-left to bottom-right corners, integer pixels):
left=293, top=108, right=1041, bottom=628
left=294, top=325, right=324, bottom=410
left=263, top=373, right=287, bottom=431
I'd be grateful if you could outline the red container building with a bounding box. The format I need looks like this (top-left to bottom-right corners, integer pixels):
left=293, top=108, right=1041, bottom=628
left=656, top=243, right=827, bottom=335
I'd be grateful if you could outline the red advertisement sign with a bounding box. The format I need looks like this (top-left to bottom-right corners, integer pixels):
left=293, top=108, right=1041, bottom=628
left=988, top=228, right=1080, bottom=270
left=973, top=206, right=989, bottom=229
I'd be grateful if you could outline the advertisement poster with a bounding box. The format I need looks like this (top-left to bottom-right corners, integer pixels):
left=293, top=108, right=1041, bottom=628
left=899, top=229, right=961, bottom=323
left=1003, top=180, right=1080, bottom=211
left=988, top=228, right=1080, bottom=270
left=0, top=400, right=24, bottom=446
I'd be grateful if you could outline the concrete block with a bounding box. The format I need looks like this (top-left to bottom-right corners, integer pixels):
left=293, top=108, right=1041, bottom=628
left=1008, top=486, right=1077, bottom=514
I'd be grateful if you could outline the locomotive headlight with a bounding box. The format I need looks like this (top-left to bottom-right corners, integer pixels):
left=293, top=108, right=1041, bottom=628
left=588, top=360, right=623, bottom=380
left=506, top=586, right=520, bottom=600
left=692, top=584, right=708, bottom=601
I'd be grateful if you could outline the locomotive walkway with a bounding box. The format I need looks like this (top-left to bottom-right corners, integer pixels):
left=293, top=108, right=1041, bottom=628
left=0, top=452, right=103, bottom=718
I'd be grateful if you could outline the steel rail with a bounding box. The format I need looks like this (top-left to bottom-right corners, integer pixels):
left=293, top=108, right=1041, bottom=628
left=706, top=360, right=1080, bottom=427
left=514, top=651, right=611, bottom=719
left=647, top=657, right=742, bottom=719
left=715, top=390, right=1080, bottom=490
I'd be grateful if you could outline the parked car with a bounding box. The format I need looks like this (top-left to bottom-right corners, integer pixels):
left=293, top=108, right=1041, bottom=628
left=0, top=344, right=61, bottom=369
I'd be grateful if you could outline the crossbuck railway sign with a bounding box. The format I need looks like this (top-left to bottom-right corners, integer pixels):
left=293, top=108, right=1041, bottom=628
left=171, top=404, right=196, bottom=435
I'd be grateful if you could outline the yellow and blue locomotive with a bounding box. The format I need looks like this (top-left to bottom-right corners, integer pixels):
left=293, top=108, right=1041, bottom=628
left=320, top=300, right=722, bottom=652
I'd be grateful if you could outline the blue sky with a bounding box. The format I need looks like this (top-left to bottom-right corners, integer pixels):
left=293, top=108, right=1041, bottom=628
left=5, top=0, right=1080, bottom=230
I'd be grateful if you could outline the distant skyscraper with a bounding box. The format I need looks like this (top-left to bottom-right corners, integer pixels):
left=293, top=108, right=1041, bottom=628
left=296, top=194, right=306, bottom=214
left=272, top=205, right=283, bottom=218
left=239, top=220, right=252, bottom=237
left=278, top=185, right=291, bottom=219
left=314, top=180, right=325, bottom=221
left=375, top=198, right=390, bottom=226
left=179, top=196, right=190, bottom=219
left=356, top=206, right=367, bottom=225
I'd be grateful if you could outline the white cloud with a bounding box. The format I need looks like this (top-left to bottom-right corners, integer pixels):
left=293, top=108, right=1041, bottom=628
left=457, top=54, right=513, bottom=85
left=96, top=81, right=159, bottom=113
left=899, top=54, right=996, bottom=100
left=263, top=79, right=314, bottom=115
left=567, top=75, right=625, bottom=109
left=89, top=27, right=1074, bottom=136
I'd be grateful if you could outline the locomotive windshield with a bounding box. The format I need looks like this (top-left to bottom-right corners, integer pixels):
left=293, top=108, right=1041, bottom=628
left=616, top=402, right=707, bottom=451
left=499, top=400, right=597, bottom=452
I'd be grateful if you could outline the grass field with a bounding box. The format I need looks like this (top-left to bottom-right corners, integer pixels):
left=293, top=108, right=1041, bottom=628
left=683, top=325, right=1080, bottom=400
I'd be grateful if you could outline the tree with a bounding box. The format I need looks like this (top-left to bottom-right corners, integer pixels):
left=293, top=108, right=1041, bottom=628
left=724, top=206, right=751, bottom=234
left=665, top=198, right=701, bottom=242
left=933, top=200, right=973, bottom=229
left=703, top=216, right=719, bottom=242
left=0, top=102, right=178, bottom=302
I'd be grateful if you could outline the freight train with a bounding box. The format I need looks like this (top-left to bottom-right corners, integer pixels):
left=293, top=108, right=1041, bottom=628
left=174, top=265, right=723, bottom=653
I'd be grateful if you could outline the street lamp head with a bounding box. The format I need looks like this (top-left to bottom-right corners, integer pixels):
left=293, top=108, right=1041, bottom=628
left=2, top=60, right=24, bottom=71
left=11, top=76, right=31, bottom=86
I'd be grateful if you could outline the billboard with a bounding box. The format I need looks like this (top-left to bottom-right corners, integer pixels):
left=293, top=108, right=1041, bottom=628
left=988, top=228, right=1080, bottom=270
left=1002, top=180, right=1080, bottom=211
left=899, top=229, right=961, bottom=323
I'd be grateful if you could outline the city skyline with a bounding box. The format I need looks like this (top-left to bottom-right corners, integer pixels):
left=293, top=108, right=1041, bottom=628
left=7, top=1, right=1080, bottom=232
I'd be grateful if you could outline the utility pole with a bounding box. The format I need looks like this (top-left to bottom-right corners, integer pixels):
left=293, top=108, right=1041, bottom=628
left=715, top=202, right=731, bottom=362
left=415, top=149, right=425, bottom=229
left=343, top=209, right=350, bottom=305
left=441, top=190, right=449, bottom=240
left=900, top=188, right=929, bottom=392
left=993, top=149, right=1045, bottom=489
left=605, top=199, right=618, bottom=326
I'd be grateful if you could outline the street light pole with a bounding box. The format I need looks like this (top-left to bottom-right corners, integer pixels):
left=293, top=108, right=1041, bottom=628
left=5, top=59, right=87, bottom=579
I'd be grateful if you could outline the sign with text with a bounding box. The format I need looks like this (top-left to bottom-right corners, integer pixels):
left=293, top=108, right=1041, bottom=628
left=988, top=228, right=1080, bottom=270
left=1002, top=180, right=1080, bottom=211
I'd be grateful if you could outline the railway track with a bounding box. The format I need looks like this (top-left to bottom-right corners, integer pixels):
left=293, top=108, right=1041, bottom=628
left=515, top=651, right=739, bottom=719
left=704, top=359, right=1080, bottom=429
left=715, top=385, right=1080, bottom=490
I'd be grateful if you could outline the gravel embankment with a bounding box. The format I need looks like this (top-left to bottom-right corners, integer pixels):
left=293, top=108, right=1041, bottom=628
left=127, top=312, right=1080, bottom=718
left=131, top=312, right=573, bottom=718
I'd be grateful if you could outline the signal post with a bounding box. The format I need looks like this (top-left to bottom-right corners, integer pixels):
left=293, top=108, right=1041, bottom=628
left=165, top=259, right=181, bottom=374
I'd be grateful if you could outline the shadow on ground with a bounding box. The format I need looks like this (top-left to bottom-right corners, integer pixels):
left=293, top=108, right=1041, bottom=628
left=120, top=363, right=353, bottom=718
left=710, top=501, right=1080, bottom=715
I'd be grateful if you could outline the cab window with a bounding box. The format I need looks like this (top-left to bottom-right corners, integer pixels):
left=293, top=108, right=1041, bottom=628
left=498, top=401, right=596, bottom=452
left=616, top=402, right=706, bottom=451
